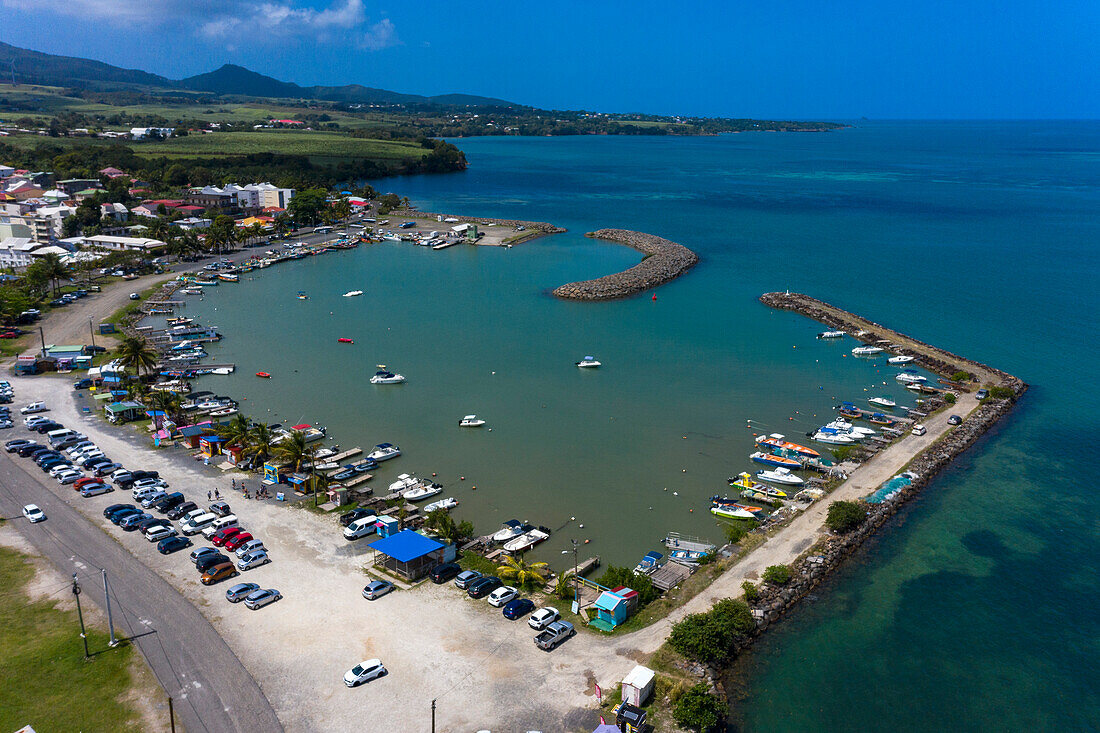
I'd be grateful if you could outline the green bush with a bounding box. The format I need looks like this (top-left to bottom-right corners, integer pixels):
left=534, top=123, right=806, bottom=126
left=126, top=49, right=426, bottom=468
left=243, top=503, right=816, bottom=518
left=944, top=392, right=957, bottom=404
left=762, top=564, right=792, bottom=585
left=989, top=386, right=1015, bottom=400
left=598, top=565, right=659, bottom=605
left=950, top=370, right=971, bottom=382
left=673, top=684, right=727, bottom=732
left=741, top=580, right=760, bottom=602
left=668, top=598, right=754, bottom=664
left=826, top=500, right=866, bottom=533
left=832, top=444, right=856, bottom=462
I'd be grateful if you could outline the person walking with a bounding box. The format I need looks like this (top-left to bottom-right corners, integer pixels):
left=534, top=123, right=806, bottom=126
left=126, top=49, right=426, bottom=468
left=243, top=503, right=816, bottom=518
left=207, top=490, right=212, bottom=501
left=214, top=488, right=220, bottom=500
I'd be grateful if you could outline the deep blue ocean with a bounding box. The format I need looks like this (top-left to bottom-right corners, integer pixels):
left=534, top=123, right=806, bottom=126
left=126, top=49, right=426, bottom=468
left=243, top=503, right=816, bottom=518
left=389, top=122, right=1100, bottom=731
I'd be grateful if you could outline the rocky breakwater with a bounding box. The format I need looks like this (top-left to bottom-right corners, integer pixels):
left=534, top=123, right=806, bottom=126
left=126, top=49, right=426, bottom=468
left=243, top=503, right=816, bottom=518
left=389, top=209, right=566, bottom=234
left=552, top=229, right=699, bottom=301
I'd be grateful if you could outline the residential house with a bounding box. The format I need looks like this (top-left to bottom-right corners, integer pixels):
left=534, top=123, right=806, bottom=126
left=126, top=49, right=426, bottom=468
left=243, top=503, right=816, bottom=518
left=56, top=179, right=102, bottom=195
left=100, top=202, right=129, bottom=222
left=175, top=217, right=211, bottom=230
left=0, top=237, right=41, bottom=268
left=244, top=183, right=295, bottom=209
left=73, top=188, right=102, bottom=203
left=183, top=191, right=236, bottom=212
left=81, top=234, right=167, bottom=253
left=4, top=182, right=44, bottom=201
left=98, top=167, right=127, bottom=178
left=0, top=165, right=14, bottom=178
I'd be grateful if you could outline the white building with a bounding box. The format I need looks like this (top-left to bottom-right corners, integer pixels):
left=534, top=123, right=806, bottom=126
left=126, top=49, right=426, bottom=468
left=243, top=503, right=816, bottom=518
left=175, top=217, right=212, bottom=230
left=100, top=202, right=129, bottom=222
left=81, top=234, right=167, bottom=253
left=130, top=127, right=174, bottom=140
left=0, top=237, right=41, bottom=268
left=244, top=183, right=294, bottom=209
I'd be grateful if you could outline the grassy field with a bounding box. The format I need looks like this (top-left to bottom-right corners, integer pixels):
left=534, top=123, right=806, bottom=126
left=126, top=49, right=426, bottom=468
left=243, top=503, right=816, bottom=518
left=0, top=543, right=151, bottom=732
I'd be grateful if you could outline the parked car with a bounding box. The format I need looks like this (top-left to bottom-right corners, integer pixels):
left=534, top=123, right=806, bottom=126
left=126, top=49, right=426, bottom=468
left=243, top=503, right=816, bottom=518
left=361, top=580, right=395, bottom=600
left=343, top=517, right=377, bottom=540
left=22, top=504, right=46, bottom=523
left=108, top=507, right=141, bottom=524
left=339, top=507, right=376, bottom=527
left=528, top=607, right=561, bottom=630
left=976, top=388, right=989, bottom=400
left=224, top=532, right=255, bottom=552
left=145, top=524, right=177, bottom=542
left=196, top=553, right=231, bottom=573
left=158, top=536, right=192, bottom=554
left=201, top=562, right=239, bottom=585
left=4, top=439, right=31, bottom=452
left=208, top=501, right=232, bottom=517
left=534, top=621, right=576, bottom=651
left=428, top=562, right=461, bottom=584
left=131, top=516, right=163, bottom=533
left=140, top=491, right=169, bottom=509
left=154, top=492, right=185, bottom=513
left=73, top=378, right=94, bottom=389
left=58, top=470, right=85, bottom=485
left=225, top=582, right=261, bottom=603
left=167, top=501, right=199, bottom=520
left=95, top=462, right=124, bottom=477
left=911, top=424, right=928, bottom=436
left=234, top=539, right=265, bottom=557
left=243, top=588, right=282, bottom=610
left=948, top=414, right=963, bottom=425
left=81, top=484, right=113, bottom=498
left=236, top=550, right=270, bottom=571
left=103, top=503, right=134, bottom=518
left=210, top=526, right=243, bottom=547
left=343, top=659, right=386, bottom=687
left=502, top=598, right=536, bottom=620
left=181, top=513, right=217, bottom=535
left=467, top=576, right=503, bottom=599
left=132, top=477, right=169, bottom=490
left=487, top=586, right=519, bottom=608
left=190, top=546, right=219, bottom=564
left=454, top=570, right=482, bottom=590
left=20, top=401, right=47, bottom=414
left=16, top=443, right=45, bottom=457
left=119, top=512, right=153, bottom=530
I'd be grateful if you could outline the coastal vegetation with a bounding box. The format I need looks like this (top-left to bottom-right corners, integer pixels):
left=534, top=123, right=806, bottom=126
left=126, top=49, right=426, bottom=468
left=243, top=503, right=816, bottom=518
left=496, top=556, right=549, bottom=588
left=668, top=598, right=755, bottom=665
left=597, top=565, right=660, bottom=606
left=672, top=684, right=727, bottom=733
left=762, top=564, right=792, bottom=585
left=825, top=500, right=867, bottom=533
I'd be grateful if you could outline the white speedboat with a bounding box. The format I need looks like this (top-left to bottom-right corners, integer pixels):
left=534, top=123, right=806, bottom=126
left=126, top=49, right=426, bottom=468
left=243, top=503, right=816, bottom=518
left=343, top=290, right=363, bottom=297
left=825, top=419, right=876, bottom=436
left=817, top=330, right=846, bottom=339
left=367, top=443, right=401, bottom=462
left=370, top=370, right=406, bottom=384
left=575, top=356, right=601, bottom=368
left=503, top=527, right=550, bottom=553
left=388, top=473, right=419, bottom=493
left=459, top=415, right=485, bottom=427
left=492, top=520, right=531, bottom=544
left=895, top=373, right=927, bottom=383
left=423, top=497, right=458, bottom=513
left=868, top=396, right=896, bottom=408
left=812, top=429, right=856, bottom=445
left=851, top=346, right=884, bottom=356
left=888, top=355, right=915, bottom=364
left=757, top=467, right=804, bottom=486
left=403, top=482, right=443, bottom=502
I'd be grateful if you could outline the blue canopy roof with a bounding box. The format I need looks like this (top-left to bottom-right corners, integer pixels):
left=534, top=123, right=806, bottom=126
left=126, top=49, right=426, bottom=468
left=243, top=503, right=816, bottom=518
left=368, top=529, right=444, bottom=563
left=178, top=426, right=207, bottom=437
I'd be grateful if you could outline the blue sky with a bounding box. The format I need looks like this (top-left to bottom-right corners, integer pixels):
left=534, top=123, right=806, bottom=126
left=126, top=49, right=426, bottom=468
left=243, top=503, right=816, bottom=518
left=1, top=0, right=1096, bottom=118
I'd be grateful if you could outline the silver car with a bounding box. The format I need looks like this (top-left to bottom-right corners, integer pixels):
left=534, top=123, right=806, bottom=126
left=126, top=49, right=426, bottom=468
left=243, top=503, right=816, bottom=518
left=243, top=588, right=282, bottom=610
left=361, top=580, right=395, bottom=600
left=225, top=582, right=260, bottom=603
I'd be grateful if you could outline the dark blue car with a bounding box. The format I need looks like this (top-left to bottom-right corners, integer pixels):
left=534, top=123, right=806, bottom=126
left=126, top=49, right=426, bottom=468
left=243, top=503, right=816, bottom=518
left=158, top=536, right=193, bottom=555
left=502, top=598, right=536, bottom=620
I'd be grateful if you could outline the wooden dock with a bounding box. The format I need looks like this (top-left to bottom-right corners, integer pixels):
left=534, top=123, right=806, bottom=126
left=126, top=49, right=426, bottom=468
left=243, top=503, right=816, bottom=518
left=432, top=240, right=461, bottom=250
left=325, top=447, right=362, bottom=463
left=575, top=556, right=601, bottom=577
left=651, top=561, right=693, bottom=591
left=341, top=473, right=372, bottom=489
left=663, top=532, right=716, bottom=554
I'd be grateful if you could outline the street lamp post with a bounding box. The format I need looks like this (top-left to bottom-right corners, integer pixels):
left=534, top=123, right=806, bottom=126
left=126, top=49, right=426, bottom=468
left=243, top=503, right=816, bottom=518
left=563, top=539, right=580, bottom=614
left=72, top=573, right=89, bottom=658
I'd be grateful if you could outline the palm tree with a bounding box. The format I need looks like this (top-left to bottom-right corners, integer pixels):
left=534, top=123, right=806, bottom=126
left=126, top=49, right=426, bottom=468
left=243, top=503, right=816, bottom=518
left=554, top=571, right=576, bottom=601
left=124, top=380, right=149, bottom=403
left=244, top=422, right=277, bottom=466
left=38, top=252, right=72, bottom=297
left=116, top=336, right=159, bottom=380
left=332, top=198, right=351, bottom=235
left=147, top=390, right=182, bottom=428
left=217, top=413, right=252, bottom=449
left=273, top=214, right=291, bottom=239
left=497, top=555, right=549, bottom=588
left=274, top=429, right=309, bottom=471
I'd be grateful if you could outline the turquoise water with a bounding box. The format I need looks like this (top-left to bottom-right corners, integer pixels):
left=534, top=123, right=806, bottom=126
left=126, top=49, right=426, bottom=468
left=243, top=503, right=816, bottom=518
left=866, top=473, right=912, bottom=504
left=188, top=122, right=1099, bottom=730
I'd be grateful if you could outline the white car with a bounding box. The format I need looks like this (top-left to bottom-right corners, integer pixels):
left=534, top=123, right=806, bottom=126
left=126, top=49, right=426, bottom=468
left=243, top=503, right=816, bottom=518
left=65, top=441, right=96, bottom=455
left=487, top=586, right=519, bottom=607
left=48, top=464, right=76, bottom=477
left=343, top=517, right=377, bottom=540
left=132, top=478, right=168, bottom=490
left=56, top=470, right=83, bottom=485
left=22, top=504, right=46, bottom=522
left=343, top=659, right=386, bottom=687
left=140, top=491, right=169, bottom=509
left=237, top=550, right=270, bottom=571
left=180, top=508, right=206, bottom=524
left=528, top=607, right=561, bottom=630
left=20, top=402, right=47, bottom=415
left=234, top=539, right=266, bottom=557
left=181, top=513, right=217, bottom=535
left=75, top=452, right=106, bottom=467
left=145, top=524, right=177, bottom=542
left=911, top=424, right=927, bottom=436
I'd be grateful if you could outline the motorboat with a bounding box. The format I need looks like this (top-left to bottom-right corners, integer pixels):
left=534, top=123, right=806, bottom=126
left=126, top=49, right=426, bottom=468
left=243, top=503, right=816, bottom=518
left=256, top=372, right=271, bottom=378
left=459, top=415, right=486, bottom=427
left=404, top=482, right=443, bottom=502
left=888, top=355, right=914, bottom=364
left=313, top=446, right=339, bottom=460
left=754, top=434, right=819, bottom=458
left=367, top=443, right=401, bottom=462
left=503, top=526, right=551, bottom=553
left=388, top=473, right=419, bottom=493
left=668, top=549, right=710, bottom=566
left=711, top=504, right=757, bottom=520
left=208, top=407, right=238, bottom=417
left=811, top=429, right=857, bottom=445
left=166, top=317, right=194, bottom=326
left=575, top=356, right=601, bottom=368
left=757, top=467, right=803, bottom=486
left=217, top=273, right=239, bottom=282
left=750, top=451, right=802, bottom=468
left=350, top=459, right=377, bottom=473
left=868, top=413, right=896, bottom=426
left=331, top=466, right=356, bottom=481
left=895, top=373, right=927, bottom=383
left=343, top=290, right=363, bottom=297
left=297, top=291, right=309, bottom=300
left=370, top=370, right=405, bottom=384
left=633, top=551, right=664, bottom=576
left=817, top=330, right=845, bottom=339
left=825, top=419, right=875, bottom=436
left=851, top=345, right=884, bottom=356
left=868, top=397, right=896, bottom=409
left=338, top=338, right=354, bottom=344
left=728, top=472, right=769, bottom=492
left=423, top=497, right=458, bottom=513
left=492, top=520, right=532, bottom=544
left=838, top=405, right=862, bottom=419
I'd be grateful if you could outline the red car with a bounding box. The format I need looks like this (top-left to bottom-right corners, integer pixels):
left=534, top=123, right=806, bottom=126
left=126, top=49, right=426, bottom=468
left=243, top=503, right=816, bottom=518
left=0, top=331, right=19, bottom=339
left=74, top=477, right=104, bottom=490
left=224, top=532, right=255, bottom=552
left=211, top=527, right=243, bottom=547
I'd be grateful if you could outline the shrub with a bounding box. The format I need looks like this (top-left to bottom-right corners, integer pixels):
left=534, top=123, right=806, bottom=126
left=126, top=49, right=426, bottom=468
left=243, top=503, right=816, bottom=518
left=668, top=598, right=754, bottom=664
left=741, top=580, right=759, bottom=602
left=989, top=386, right=1015, bottom=400
left=711, top=598, right=755, bottom=635
left=832, top=445, right=856, bottom=462
left=762, top=564, right=792, bottom=585
left=598, top=565, right=659, bottom=605
left=944, top=392, right=957, bottom=404
left=826, top=500, right=866, bottom=533
left=673, top=684, right=726, bottom=732
left=950, top=370, right=971, bottom=382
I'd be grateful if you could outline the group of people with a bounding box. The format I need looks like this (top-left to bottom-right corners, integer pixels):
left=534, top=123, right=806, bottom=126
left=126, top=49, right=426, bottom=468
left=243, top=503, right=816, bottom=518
left=204, top=479, right=272, bottom=502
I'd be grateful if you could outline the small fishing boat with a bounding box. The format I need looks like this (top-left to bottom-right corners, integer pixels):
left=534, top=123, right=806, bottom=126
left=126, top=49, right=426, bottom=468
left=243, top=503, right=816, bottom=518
left=331, top=467, right=356, bottom=481
left=633, top=551, right=664, bottom=576
left=208, top=407, right=239, bottom=417
left=503, top=526, right=551, bottom=553
left=492, top=520, right=532, bottom=544
left=575, top=356, right=601, bottom=368
left=817, top=330, right=846, bottom=339
left=868, top=396, right=896, bottom=408
left=350, top=459, right=377, bottom=473
left=388, top=473, right=420, bottom=493
left=895, top=373, right=927, bottom=383
left=757, top=467, right=803, bottom=486
left=669, top=548, right=710, bottom=566
left=166, top=317, right=194, bottom=326
left=256, top=372, right=271, bottom=378
left=852, top=345, right=884, bottom=356
left=838, top=405, right=862, bottom=419
left=370, top=370, right=405, bottom=384
left=367, top=443, right=401, bottom=462
left=868, top=413, right=896, bottom=426
left=297, top=291, right=309, bottom=300
left=343, top=290, right=363, bottom=297
left=459, top=415, right=485, bottom=427
left=424, top=497, right=458, bottom=513
left=217, top=273, right=239, bottom=282
left=728, top=472, right=769, bottom=492
left=404, top=482, right=443, bottom=502
left=711, top=504, right=757, bottom=520
left=750, top=451, right=802, bottom=468
left=193, top=278, right=218, bottom=286
left=888, top=355, right=914, bottom=364
left=338, top=338, right=354, bottom=343
left=754, top=434, right=819, bottom=458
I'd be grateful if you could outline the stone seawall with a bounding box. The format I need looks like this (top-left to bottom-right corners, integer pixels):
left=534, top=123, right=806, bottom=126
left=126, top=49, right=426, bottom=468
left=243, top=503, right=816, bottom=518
left=552, top=229, right=699, bottom=301
left=389, top=209, right=566, bottom=234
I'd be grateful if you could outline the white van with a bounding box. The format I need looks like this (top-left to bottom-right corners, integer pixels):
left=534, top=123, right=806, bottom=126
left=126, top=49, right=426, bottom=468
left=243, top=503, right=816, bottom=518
left=201, top=514, right=239, bottom=539
left=343, top=517, right=377, bottom=540
left=181, top=513, right=217, bottom=535
left=48, top=429, right=80, bottom=446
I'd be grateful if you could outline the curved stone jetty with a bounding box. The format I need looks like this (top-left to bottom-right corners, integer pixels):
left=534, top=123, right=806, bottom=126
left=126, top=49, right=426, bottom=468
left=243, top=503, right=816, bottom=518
left=552, top=229, right=699, bottom=300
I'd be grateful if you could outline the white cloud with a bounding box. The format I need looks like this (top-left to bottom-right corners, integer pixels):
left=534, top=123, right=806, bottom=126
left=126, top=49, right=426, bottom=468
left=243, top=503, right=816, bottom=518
left=361, top=18, right=399, bottom=51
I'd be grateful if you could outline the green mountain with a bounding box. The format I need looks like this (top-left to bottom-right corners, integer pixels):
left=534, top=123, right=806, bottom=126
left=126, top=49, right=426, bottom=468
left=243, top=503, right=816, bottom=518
left=0, top=42, right=515, bottom=107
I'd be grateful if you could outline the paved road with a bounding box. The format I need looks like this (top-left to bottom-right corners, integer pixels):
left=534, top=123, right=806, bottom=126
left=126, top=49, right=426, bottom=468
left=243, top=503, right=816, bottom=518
left=0, top=438, right=283, bottom=733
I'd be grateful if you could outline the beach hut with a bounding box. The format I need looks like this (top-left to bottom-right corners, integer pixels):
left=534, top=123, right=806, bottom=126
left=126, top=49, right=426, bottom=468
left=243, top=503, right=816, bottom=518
left=593, top=587, right=637, bottom=630
left=367, top=529, right=455, bottom=581
left=375, top=515, right=400, bottom=538
left=199, top=435, right=225, bottom=457
left=621, top=665, right=656, bottom=707
left=105, top=401, right=145, bottom=424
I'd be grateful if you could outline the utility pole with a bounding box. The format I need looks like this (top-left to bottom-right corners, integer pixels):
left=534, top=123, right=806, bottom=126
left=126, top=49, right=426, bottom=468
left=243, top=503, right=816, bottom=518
left=168, top=696, right=176, bottom=733
left=431, top=698, right=436, bottom=733
left=38, top=326, right=47, bottom=359
left=89, top=317, right=96, bottom=349
left=571, top=538, right=580, bottom=614
left=102, top=569, right=117, bottom=647
left=72, top=573, right=89, bottom=658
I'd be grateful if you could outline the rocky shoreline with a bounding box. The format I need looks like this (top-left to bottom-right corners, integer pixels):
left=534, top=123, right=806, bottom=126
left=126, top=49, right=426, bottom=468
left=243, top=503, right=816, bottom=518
left=552, top=229, right=699, bottom=300
left=388, top=209, right=566, bottom=234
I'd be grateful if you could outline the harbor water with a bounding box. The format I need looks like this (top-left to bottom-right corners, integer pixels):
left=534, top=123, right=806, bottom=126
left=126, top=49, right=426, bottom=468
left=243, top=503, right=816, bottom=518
left=187, top=121, right=1099, bottom=730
